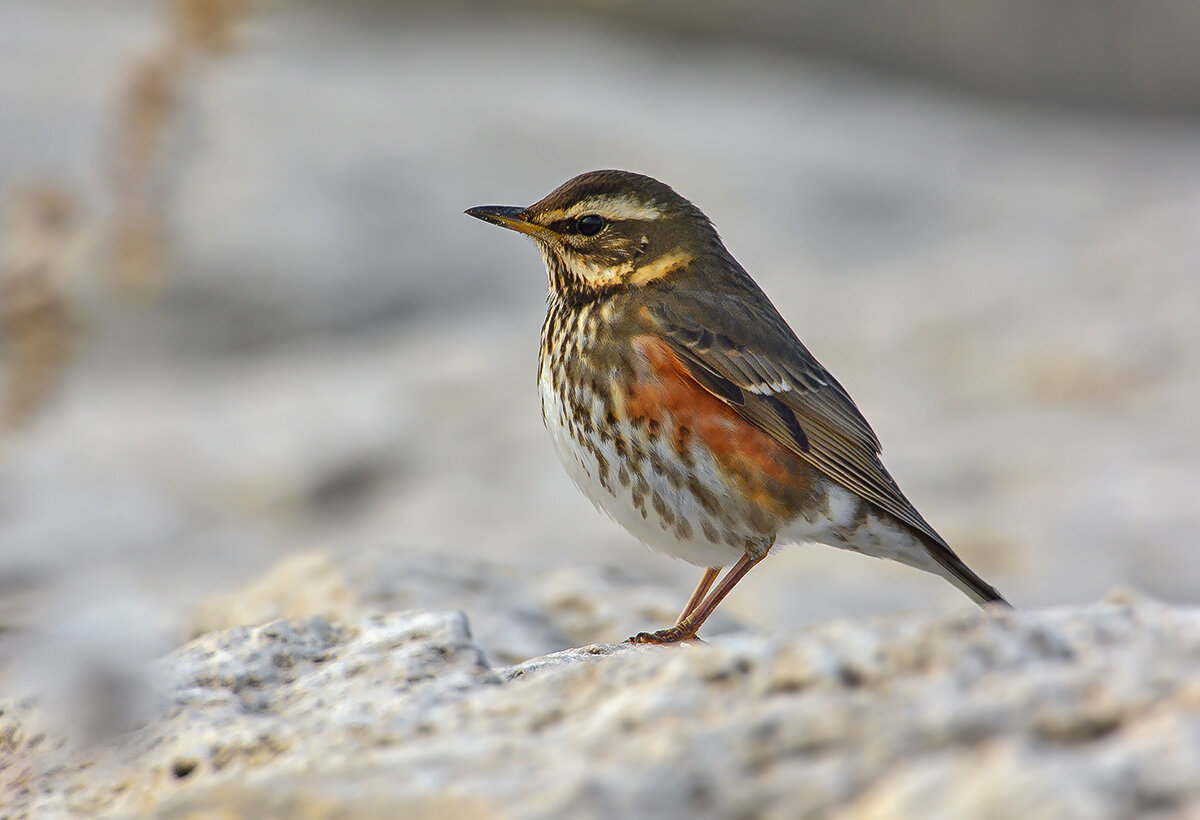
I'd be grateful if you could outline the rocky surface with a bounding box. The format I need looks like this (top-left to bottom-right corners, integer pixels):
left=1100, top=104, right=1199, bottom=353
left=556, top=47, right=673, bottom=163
left=186, top=549, right=743, bottom=667
left=3, top=578, right=1199, bottom=818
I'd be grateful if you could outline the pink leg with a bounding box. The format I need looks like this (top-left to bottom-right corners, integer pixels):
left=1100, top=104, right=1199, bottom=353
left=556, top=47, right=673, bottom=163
left=676, top=567, right=721, bottom=623
left=629, top=553, right=766, bottom=644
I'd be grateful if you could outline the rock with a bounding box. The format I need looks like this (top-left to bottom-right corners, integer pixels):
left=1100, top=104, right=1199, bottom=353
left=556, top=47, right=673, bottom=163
left=186, top=551, right=367, bottom=640
left=187, top=550, right=744, bottom=666
left=3, top=598, right=1200, bottom=818
left=1, top=610, right=500, bottom=819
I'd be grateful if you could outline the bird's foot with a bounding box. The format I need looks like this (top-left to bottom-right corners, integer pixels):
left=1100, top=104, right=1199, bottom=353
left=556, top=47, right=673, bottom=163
left=626, top=624, right=701, bottom=645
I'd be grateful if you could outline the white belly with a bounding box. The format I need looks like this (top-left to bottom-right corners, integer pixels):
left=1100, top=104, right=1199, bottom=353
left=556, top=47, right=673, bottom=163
left=537, top=357, right=940, bottom=578
left=779, top=482, right=941, bottom=574
left=539, top=368, right=746, bottom=569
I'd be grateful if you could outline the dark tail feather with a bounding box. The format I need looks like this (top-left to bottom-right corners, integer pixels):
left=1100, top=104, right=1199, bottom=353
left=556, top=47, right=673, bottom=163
left=921, top=535, right=1011, bottom=608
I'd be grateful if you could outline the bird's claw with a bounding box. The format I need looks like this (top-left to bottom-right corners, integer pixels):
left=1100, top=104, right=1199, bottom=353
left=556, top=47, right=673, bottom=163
left=626, top=626, right=699, bottom=645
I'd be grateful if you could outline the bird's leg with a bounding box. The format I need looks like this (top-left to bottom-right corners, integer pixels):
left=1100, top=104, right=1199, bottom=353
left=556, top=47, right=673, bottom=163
left=628, top=553, right=766, bottom=645
left=676, top=567, right=721, bottom=623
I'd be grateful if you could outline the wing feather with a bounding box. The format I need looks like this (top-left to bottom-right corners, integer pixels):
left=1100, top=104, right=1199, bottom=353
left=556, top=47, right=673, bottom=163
left=643, top=288, right=945, bottom=547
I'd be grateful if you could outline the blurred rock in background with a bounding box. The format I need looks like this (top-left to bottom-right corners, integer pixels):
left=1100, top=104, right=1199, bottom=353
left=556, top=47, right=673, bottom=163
left=477, top=0, right=1200, bottom=114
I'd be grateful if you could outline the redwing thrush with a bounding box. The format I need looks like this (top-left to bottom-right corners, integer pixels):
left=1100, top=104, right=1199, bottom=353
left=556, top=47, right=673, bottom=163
left=467, top=170, right=1009, bottom=644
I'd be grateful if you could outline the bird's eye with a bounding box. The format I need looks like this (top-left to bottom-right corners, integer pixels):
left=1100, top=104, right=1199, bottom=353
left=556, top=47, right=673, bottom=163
left=577, top=214, right=605, bottom=236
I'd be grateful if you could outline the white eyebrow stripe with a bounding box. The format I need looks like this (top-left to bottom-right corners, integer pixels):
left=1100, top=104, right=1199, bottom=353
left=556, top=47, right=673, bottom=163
left=565, top=196, right=663, bottom=222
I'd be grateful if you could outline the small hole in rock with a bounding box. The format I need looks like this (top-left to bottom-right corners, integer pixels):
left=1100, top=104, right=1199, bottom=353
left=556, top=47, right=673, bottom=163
left=171, top=757, right=199, bottom=779
left=838, top=666, right=865, bottom=688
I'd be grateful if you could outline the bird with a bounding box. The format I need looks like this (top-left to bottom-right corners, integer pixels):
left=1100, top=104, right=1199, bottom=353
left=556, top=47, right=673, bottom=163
left=466, top=170, right=1009, bottom=644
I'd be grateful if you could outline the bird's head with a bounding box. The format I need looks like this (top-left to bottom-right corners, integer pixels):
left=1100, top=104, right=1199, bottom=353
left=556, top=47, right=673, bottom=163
left=466, top=170, right=723, bottom=303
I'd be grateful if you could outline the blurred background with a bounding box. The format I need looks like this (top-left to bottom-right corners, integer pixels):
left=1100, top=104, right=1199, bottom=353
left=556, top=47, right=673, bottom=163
left=1, top=0, right=1198, bottom=670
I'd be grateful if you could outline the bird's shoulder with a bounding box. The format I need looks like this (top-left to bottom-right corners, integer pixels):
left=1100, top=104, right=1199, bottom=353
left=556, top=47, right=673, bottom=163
left=626, top=267, right=952, bottom=547
left=631, top=270, right=882, bottom=455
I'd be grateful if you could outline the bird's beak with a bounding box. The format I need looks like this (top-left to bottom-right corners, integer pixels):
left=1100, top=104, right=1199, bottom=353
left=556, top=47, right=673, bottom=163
left=464, top=205, right=555, bottom=240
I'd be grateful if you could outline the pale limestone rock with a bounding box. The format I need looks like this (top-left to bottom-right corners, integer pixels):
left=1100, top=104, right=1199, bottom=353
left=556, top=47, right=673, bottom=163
left=3, top=597, right=1199, bottom=819
left=189, top=550, right=741, bottom=665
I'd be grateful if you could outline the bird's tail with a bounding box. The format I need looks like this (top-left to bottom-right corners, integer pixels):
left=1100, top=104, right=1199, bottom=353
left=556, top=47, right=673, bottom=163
left=920, top=533, right=1010, bottom=607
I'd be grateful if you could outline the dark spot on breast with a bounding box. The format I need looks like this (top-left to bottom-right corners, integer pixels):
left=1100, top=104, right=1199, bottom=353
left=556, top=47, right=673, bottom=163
left=662, top=464, right=685, bottom=490
left=674, top=424, right=692, bottom=452
left=596, top=459, right=611, bottom=491
left=687, top=475, right=719, bottom=515
left=676, top=427, right=696, bottom=465
left=745, top=505, right=775, bottom=535
left=651, top=492, right=674, bottom=525
left=647, top=447, right=666, bottom=477
left=631, top=477, right=649, bottom=514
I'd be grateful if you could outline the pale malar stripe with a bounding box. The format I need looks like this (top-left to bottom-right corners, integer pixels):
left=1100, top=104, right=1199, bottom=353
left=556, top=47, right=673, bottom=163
left=628, top=250, right=693, bottom=286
